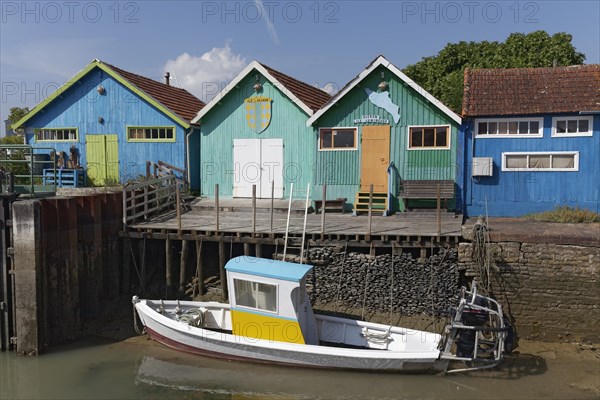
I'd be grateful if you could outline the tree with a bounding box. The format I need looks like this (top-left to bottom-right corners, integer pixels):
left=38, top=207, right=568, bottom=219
left=403, top=31, right=586, bottom=113
left=7, top=106, right=30, bottom=130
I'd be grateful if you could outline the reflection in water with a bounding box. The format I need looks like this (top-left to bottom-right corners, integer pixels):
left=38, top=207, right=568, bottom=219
left=0, top=337, right=595, bottom=400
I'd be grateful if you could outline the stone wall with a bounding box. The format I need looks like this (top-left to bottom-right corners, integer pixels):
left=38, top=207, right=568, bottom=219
left=458, top=242, right=599, bottom=342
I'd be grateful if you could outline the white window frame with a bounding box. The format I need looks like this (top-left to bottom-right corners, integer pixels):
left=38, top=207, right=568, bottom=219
left=475, top=117, right=544, bottom=138
left=501, top=151, right=579, bottom=172
left=232, top=277, right=279, bottom=314
left=551, top=116, right=593, bottom=137
left=407, top=124, right=451, bottom=150
left=318, top=127, right=357, bottom=151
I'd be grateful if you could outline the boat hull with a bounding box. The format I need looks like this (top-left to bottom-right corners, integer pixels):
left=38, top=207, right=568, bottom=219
left=136, top=301, right=446, bottom=373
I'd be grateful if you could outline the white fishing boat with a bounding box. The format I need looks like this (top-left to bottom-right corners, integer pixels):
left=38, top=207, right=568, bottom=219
left=133, top=256, right=512, bottom=373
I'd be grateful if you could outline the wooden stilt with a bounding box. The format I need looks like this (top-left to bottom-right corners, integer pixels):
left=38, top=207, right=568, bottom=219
left=255, top=243, right=262, bottom=258
left=195, top=240, right=204, bottom=297
left=165, top=237, right=173, bottom=298
left=219, top=240, right=227, bottom=300
left=179, top=240, right=189, bottom=296
left=244, top=242, right=252, bottom=256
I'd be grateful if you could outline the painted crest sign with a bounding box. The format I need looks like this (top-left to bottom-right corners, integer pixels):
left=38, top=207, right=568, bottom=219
left=244, top=96, right=272, bottom=133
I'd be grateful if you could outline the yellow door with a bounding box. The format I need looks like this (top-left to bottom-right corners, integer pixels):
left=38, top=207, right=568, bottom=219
left=360, top=126, right=390, bottom=192
left=86, top=134, right=119, bottom=186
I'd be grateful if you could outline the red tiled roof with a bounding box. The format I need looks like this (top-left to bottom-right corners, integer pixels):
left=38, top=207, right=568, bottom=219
left=462, top=65, right=600, bottom=117
left=261, top=63, right=331, bottom=112
left=103, top=62, right=205, bottom=123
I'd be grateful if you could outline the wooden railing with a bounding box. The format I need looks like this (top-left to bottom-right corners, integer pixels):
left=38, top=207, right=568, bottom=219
left=146, top=160, right=186, bottom=189
left=122, top=174, right=178, bottom=229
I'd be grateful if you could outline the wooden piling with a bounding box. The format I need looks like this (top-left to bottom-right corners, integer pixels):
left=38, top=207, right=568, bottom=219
left=320, top=184, right=326, bottom=239
left=215, top=184, right=220, bottom=232
left=436, top=183, right=441, bottom=237
left=270, top=180, right=274, bottom=232
left=218, top=240, right=227, bottom=300
left=165, top=237, right=173, bottom=298
left=195, top=240, right=204, bottom=296
left=368, top=184, right=373, bottom=238
left=179, top=240, right=189, bottom=296
left=255, top=243, right=262, bottom=258
left=176, top=185, right=182, bottom=233
left=252, top=184, right=256, bottom=236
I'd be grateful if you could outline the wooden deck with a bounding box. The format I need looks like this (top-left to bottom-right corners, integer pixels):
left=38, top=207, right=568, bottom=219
left=125, top=198, right=463, bottom=248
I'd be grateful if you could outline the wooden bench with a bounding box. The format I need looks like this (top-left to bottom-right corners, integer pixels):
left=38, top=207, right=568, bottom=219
left=400, top=180, right=454, bottom=209
left=314, top=198, right=347, bottom=214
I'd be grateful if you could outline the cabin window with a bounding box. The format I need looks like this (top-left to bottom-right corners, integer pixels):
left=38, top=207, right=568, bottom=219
left=408, top=126, right=450, bottom=149
left=127, top=126, right=175, bottom=142
left=35, top=128, right=77, bottom=142
left=475, top=118, right=543, bottom=138
left=233, top=278, right=277, bottom=312
left=552, top=116, right=593, bottom=137
left=319, top=128, right=357, bottom=150
left=502, top=152, right=578, bottom=171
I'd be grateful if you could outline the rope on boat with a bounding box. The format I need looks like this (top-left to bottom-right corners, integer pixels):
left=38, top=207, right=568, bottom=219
left=177, top=308, right=205, bottom=328
left=132, top=297, right=145, bottom=335
left=389, top=244, right=394, bottom=326
left=361, top=326, right=392, bottom=344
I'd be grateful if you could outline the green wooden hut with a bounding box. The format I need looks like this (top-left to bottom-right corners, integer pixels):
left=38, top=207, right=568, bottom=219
left=306, top=56, right=462, bottom=213
left=192, top=61, right=330, bottom=199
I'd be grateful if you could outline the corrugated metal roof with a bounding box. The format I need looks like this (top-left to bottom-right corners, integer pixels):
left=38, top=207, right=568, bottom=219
left=462, top=65, right=600, bottom=116
left=225, top=256, right=313, bottom=282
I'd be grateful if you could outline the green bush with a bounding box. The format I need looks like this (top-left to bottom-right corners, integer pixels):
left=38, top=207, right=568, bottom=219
left=525, top=206, right=600, bottom=223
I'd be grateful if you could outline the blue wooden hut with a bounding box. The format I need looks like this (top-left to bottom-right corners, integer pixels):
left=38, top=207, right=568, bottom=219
left=462, top=65, right=600, bottom=216
left=306, top=56, right=463, bottom=213
left=191, top=61, right=331, bottom=199
left=11, top=59, right=205, bottom=186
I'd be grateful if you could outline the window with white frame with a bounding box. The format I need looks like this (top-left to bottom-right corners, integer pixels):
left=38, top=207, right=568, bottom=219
left=502, top=152, right=579, bottom=171
left=35, top=128, right=77, bottom=142
left=319, top=128, right=357, bottom=150
left=408, top=125, right=450, bottom=149
left=233, top=278, right=277, bottom=312
left=475, top=118, right=543, bottom=137
left=552, top=116, right=593, bottom=137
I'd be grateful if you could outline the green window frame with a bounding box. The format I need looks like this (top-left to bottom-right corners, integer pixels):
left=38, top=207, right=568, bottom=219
left=35, top=127, right=78, bottom=142
left=127, top=126, right=176, bottom=142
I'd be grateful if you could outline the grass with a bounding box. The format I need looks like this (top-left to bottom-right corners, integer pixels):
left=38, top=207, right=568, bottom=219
left=525, top=206, right=600, bottom=223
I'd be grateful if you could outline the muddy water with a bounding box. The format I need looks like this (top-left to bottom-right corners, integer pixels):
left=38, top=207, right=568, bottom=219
left=0, top=336, right=597, bottom=400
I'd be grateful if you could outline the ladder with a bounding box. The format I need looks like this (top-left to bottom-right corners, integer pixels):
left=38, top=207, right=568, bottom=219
left=282, top=183, right=310, bottom=264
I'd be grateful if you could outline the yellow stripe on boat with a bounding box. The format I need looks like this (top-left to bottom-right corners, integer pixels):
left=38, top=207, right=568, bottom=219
left=231, top=309, right=305, bottom=344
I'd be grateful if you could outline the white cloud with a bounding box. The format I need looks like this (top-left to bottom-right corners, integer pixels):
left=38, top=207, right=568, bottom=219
left=254, top=0, right=280, bottom=45
left=164, top=43, right=247, bottom=102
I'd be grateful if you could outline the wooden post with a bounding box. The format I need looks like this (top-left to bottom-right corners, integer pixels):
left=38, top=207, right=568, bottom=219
left=165, top=237, right=173, bottom=298
left=368, top=184, right=374, bottom=237
left=436, top=183, right=441, bottom=237
left=145, top=161, right=151, bottom=178
left=218, top=240, right=227, bottom=300
left=195, top=240, right=205, bottom=297
left=270, top=180, right=274, bottom=232
left=320, top=184, right=326, bottom=239
left=121, top=237, right=131, bottom=294
left=215, top=184, right=220, bottom=232
left=176, top=185, right=182, bottom=233
left=252, top=184, right=256, bottom=236
left=244, top=242, right=252, bottom=256
left=255, top=243, right=262, bottom=258
left=179, top=240, right=189, bottom=296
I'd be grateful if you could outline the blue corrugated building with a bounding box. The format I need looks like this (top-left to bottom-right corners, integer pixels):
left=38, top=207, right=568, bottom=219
left=11, top=59, right=204, bottom=186
left=462, top=65, right=600, bottom=216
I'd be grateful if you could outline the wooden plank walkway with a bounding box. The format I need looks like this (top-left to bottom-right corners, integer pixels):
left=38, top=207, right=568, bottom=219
left=126, top=198, right=463, bottom=246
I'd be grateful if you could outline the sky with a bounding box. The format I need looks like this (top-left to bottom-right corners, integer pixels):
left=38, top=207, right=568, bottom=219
left=1, top=0, right=599, bottom=135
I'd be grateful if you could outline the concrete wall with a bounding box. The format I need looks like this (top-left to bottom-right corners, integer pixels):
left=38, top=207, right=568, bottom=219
left=458, top=241, right=599, bottom=342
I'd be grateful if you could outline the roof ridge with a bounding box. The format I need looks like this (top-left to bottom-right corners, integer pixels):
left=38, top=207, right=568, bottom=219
left=258, top=61, right=331, bottom=97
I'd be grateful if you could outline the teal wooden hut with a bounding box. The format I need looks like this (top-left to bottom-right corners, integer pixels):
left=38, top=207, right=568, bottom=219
left=306, top=56, right=463, bottom=213
left=191, top=61, right=331, bottom=199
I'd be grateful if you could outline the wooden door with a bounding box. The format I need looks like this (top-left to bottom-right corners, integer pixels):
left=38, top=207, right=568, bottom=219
left=233, top=138, right=284, bottom=198
left=86, top=134, right=119, bottom=185
left=360, top=126, right=390, bottom=192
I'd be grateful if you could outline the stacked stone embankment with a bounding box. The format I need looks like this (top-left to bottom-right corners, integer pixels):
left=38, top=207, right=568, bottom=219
left=305, top=248, right=460, bottom=315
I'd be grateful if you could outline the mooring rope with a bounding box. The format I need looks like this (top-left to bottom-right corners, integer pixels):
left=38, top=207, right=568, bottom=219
left=361, top=256, right=370, bottom=321
left=129, top=239, right=147, bottom=295
left=471, top=217, right=492, bottom=294
left=389, top=244, right=394, bottom=326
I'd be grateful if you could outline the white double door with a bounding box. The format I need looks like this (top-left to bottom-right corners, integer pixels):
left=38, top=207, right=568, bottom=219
left=233, top=138, right=284, bottom=198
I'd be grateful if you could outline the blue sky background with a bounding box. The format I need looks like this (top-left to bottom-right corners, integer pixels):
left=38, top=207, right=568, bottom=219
left=1, top=0, right=599, bottom=135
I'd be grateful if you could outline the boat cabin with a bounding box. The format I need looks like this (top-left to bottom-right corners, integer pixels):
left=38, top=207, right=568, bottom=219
left=225, top=257, right=318, bottom=345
